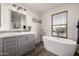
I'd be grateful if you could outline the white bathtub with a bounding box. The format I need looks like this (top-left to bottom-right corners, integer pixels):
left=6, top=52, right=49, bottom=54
left=43, top=36, right=77, bottom=56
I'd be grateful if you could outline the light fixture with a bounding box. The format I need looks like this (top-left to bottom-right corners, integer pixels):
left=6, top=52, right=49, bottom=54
left=17, top=7, right=22, bottom=11
left=12, top=4, right=26, bottom=11
left=13, top=4, right=16, bottom=7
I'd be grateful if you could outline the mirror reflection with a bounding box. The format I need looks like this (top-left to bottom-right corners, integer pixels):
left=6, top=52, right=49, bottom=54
left=11, top=10, right=26, bottom=29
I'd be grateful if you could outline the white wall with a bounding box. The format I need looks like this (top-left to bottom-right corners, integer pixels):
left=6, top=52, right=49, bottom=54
left=0, top=3, right=41, bottom=43
left=0, top=4, right=10, bottom=30
left=26, top=9, right=41, bottom=43
left=41, top=4, right=79, bottom=41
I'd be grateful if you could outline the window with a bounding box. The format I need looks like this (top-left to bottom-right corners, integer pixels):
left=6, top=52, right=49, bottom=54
left=51, top=11, right=68, bottom=38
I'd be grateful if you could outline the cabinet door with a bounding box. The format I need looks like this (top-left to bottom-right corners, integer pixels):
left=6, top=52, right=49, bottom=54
left=17, top=35, right=28, bottom=55
left=26, top=34, right=35, bottom=50
left=17, top=35, right=35, bottom=56
left=3, top=37, right=17, bottom=56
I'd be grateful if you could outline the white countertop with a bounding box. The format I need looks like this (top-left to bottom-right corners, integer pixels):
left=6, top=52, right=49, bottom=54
left=0, top=32, right=36, bottom=38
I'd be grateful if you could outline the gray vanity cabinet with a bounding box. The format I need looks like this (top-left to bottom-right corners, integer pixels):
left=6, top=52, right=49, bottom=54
left=0, top=37, right=17, bottom=56
left=3, top=37, right=17, bottom=56
left=0, top=34, right=35, bottom=56
left=17, top=34, right=35, bottom=56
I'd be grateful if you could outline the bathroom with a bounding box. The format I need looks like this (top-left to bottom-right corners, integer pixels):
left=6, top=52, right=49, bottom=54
left=0, top=3, right=79, bottom=56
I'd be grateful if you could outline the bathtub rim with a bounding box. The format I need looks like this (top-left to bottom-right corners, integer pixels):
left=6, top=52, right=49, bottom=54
left=43, top=36, right=77, bottom=45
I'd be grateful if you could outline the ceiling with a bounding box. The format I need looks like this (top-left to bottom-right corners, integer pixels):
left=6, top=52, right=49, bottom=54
left=21, top=3, right=63, bottom=14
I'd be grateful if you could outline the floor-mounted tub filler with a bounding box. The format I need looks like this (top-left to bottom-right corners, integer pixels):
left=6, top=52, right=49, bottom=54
left=43, top=36, right=77, bottom=56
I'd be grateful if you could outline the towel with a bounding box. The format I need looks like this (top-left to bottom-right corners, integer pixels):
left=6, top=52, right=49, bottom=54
left=77, top=20, right=79, bottom=44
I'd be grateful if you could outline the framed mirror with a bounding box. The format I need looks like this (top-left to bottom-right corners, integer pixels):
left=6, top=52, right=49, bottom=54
left=51, top=11, right=68, bottom=38
left=10, top=10, right=26, bottom=29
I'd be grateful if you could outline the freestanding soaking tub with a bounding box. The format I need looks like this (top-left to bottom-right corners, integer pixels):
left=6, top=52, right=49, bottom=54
left=43, top=36, right=77, bottom=56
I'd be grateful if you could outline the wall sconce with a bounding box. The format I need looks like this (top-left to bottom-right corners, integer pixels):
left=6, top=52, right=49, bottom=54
left=17, top=7, right=22, bottom=11
left=13, top=4, right=16, bottom=7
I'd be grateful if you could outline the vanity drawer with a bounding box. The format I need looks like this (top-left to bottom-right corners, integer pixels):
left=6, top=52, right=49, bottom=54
left=3, top=37, right=16, bottom=44
left=4, top=48, right=16, bottom=52
left=4, top=49, right=16, bottom=56
left=4, top=45, right=16, bottom=50
left=4, top=45, right=17, bottom=56
left=3, top=37, right=17, bottom=56
left=3, top=37, right=16, bottom=47
left=4, top=41, right=16, bottom=48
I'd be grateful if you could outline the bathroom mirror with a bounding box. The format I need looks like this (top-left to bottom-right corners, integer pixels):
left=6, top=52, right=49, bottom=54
left=52, top=11, right=68, bottom=38
left=10, top=10, right=26, bottom=29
